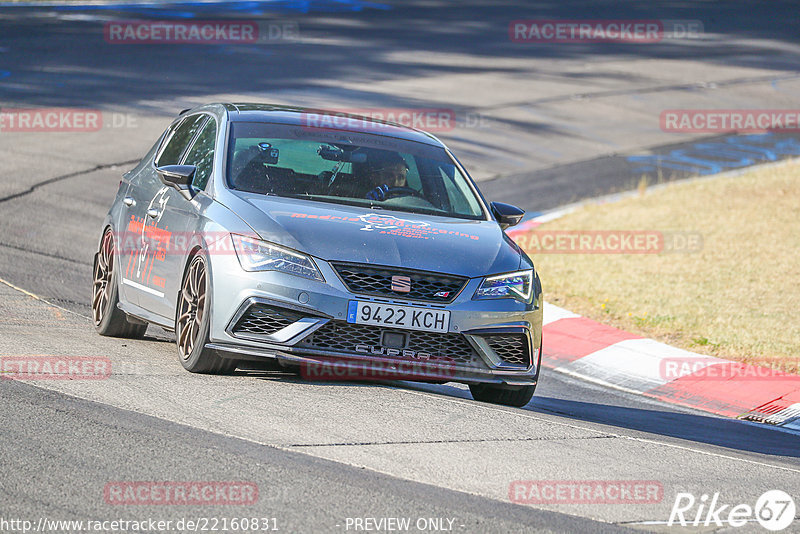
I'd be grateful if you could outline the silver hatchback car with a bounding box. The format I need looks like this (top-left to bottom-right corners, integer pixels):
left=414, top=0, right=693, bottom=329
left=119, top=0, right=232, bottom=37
left=92, top=103, right=543, bottom=407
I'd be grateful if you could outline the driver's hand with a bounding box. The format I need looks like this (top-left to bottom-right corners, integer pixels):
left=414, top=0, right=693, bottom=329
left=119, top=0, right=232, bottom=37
left=366, top=184, right=390, bottom=201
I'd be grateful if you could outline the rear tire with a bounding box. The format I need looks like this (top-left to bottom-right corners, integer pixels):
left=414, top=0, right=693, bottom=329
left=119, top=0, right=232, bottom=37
left=92, top=228, right=147, bottom=339
left=176, top=252, right=236, bottom=374
left=469, top=383, right=535, bottom=407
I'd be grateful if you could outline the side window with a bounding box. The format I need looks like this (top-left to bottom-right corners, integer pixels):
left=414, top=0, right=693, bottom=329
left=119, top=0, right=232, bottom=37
left=155, top=114, right=206, bottom=167
left=183, top=118, right=216, bottom=190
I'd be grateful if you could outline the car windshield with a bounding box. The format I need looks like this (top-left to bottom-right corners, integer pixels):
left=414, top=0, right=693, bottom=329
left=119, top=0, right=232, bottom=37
left=226, top=121, right=485, bottom=220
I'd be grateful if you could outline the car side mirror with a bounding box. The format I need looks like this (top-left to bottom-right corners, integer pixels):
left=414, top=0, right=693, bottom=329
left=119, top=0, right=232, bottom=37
left=157, top=165, right=196, bottom=200
left=490, top=201, right=525, bottom=230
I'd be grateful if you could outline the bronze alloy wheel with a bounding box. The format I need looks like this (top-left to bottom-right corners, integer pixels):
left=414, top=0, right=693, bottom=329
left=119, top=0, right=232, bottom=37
left=92, top=228, right=147, bottom=339
left=92, top=230, right=115, bottom=326
left=177, top=255, right=207, bottom=359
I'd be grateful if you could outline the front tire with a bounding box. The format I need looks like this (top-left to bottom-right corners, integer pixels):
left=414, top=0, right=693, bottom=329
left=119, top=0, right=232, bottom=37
left=92, top=228, right=147, bottom=338
left=469, top=383, right=535, bottom=407
left=175, top=252, right=236, bottom=374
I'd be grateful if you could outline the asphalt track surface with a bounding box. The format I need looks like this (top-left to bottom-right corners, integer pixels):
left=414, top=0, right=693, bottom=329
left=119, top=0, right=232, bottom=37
left=0, top=1, right=799, bottom=533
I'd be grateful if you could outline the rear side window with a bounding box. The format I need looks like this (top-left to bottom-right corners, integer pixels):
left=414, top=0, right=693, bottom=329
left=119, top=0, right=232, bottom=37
left=183, top=118, right=217, bottom=190
left=155, top=114, right=206, bottom=167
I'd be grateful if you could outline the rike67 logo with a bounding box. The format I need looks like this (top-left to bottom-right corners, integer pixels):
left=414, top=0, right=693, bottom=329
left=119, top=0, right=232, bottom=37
left=669, top=490, right=796, bottom=531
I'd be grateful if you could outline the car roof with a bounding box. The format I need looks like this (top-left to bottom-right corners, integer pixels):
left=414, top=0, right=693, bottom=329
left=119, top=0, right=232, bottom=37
left=216, top=103, right=445, bottom=147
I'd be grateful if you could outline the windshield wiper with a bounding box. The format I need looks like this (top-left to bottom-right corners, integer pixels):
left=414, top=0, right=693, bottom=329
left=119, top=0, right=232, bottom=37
left=277, top=194, right=471, bottom=219
left=281, top=193, right=372, bottom=210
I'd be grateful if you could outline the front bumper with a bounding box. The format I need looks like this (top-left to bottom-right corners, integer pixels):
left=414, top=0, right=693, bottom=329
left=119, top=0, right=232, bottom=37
left=205, top=252, right=543, bottom=385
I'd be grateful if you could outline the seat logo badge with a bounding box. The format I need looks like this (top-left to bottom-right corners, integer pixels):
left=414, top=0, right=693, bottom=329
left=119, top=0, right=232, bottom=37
left=391, top=275, right=412, bottom=293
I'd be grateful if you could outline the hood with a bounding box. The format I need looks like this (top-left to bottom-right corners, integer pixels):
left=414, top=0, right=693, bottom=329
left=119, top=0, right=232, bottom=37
left=223, top=192, right=523, bottom=278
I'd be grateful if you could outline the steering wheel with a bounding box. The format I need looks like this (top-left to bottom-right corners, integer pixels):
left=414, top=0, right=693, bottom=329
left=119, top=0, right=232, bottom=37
left=366, top=185, right=426, bottom=201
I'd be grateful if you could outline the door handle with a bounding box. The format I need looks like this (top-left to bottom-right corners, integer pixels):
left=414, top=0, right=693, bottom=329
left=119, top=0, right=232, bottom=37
left=123, top=197, right=135, bottom=207
left=147, top=208, right=159, bottom=219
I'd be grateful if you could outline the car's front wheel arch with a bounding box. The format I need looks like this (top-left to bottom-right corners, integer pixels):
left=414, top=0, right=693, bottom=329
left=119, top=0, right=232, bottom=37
left=175, top=246, right=235, bottom=374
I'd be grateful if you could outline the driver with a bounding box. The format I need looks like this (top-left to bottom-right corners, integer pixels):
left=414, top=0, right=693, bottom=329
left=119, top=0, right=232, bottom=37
left=361, top=151, right=410, bottom=201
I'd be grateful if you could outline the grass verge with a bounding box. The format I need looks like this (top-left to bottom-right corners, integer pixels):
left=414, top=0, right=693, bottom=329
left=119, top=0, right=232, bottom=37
left=515, top=160, right=800, bottom=373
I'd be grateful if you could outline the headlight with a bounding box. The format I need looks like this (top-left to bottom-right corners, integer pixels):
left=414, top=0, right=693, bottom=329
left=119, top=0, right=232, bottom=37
left=474, top=270, right=533, bottom=302
left=231, top=234, right=323, bottom=281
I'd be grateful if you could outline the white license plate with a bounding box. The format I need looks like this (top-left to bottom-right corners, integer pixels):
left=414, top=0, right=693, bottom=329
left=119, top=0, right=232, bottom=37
left=346, top=301, right=450, bottom=333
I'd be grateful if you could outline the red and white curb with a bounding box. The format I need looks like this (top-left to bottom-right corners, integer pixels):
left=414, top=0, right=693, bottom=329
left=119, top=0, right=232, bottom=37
left=507, top=205, right=800, bottom=431
left=538, top=303, right=800, bottom=430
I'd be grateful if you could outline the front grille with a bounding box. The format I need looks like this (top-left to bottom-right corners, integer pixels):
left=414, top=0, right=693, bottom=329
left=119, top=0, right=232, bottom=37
left=231, top=304, right=305, bottom=336
left=482, top=334, right=530, bottom=367
left=332, top=262, right=467, bottom=303
left=297, top=321, right=480, bottom=366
